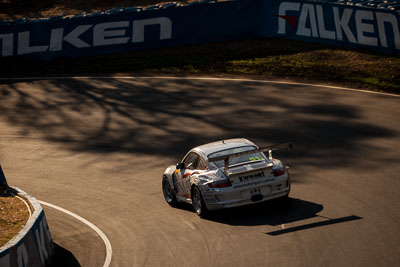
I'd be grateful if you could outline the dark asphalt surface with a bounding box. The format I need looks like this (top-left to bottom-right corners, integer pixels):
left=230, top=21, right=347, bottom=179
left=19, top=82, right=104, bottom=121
left=0, top=77, right=399, bottom=266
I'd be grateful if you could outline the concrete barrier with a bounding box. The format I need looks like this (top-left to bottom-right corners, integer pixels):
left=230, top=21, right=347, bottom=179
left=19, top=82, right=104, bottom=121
left=0, top=187, right=54, bottom=267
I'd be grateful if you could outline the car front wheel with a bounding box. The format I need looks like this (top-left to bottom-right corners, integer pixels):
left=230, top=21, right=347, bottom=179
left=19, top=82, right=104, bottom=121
left=162, top=177, right=177, bottom=207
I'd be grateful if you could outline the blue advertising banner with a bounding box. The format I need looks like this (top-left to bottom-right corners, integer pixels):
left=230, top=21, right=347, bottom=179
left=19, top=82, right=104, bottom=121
left=0, top=0, right=260, bottom=60
left=0, top=0, right=399, bottom=60
left=262, top=0, right=400, bottom=55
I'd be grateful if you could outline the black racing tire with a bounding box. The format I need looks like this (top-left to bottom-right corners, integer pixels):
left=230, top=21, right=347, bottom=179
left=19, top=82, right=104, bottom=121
left=191, top=186, right=208, bottom=218
left=162, top=177, right=178, bottom=207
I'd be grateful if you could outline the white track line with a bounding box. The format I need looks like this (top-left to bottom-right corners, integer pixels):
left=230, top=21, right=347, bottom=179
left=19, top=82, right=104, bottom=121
left=39, top=200, right=112, bottom=267
left=1, top=76, right=399, bottom=98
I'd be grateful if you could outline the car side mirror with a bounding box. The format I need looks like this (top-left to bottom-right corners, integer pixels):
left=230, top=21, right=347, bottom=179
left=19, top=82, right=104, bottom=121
left=176, top=162, right=185, bottom=170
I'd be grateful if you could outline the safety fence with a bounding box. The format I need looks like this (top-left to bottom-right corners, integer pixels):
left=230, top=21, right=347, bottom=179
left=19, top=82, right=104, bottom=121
left=0, top=0, right=399, bottom=60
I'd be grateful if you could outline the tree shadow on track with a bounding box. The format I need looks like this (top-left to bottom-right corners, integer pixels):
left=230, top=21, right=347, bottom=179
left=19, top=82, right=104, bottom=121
left=0, top=77, right=398, bottom=173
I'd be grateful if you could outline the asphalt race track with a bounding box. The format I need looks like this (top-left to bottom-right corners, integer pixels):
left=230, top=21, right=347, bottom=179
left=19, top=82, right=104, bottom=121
left=0, top=77, right=399, bottom=266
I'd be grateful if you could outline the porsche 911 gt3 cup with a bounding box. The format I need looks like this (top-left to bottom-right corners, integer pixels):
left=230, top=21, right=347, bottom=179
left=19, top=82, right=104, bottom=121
left=162, top=138, right=292, bottom=217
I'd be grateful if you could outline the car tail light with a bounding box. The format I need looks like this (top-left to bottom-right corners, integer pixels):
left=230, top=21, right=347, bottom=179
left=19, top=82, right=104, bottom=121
left=208, top=179, right=232, bottom=188
left=273, top=168, right=286, bottom=177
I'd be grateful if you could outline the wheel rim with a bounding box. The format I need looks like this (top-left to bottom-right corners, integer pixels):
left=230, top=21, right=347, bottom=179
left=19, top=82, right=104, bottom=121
left=163, top=180, right=173, bottom=203
left=192, top=188, right=202, bottom=214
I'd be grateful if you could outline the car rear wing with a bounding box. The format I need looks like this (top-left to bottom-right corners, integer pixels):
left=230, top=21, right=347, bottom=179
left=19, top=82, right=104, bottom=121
left=208, top=142, right=293, bottom=175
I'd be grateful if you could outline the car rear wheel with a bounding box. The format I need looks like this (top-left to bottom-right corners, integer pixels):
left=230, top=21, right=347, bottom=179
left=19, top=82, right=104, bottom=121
left=162, top=177, right=177, bottom=207
left=192, top=186, right=208, bottom=217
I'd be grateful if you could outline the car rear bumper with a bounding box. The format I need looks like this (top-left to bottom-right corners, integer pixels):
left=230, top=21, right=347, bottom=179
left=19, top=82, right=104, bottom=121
left=202, top=174, right=291, bottom=210
left=204, top=188, right=290, bottom=210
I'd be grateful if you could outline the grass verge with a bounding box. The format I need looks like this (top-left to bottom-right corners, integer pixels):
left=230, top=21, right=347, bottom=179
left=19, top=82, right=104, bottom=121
left=1, top=38, right=399, bottom=94
left=0, top=195, right=30, bottom=247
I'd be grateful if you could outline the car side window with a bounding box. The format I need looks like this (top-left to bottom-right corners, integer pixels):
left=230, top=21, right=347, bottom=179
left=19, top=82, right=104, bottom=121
left=198, top=158, right=208, bottom=170
left=183, top=153, right=199, bottom=170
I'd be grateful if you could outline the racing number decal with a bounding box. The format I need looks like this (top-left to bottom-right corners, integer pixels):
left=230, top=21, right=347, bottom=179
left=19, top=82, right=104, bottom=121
left=249, top=156, right=264, bottom=161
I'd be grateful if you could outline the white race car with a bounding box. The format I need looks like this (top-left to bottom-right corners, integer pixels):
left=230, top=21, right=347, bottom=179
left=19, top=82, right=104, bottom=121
left=162, top=138, right=292, bottom=217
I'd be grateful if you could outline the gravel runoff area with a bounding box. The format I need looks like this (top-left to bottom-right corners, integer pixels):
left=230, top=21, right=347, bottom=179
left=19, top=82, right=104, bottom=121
left=0, top=194, right=30, bottom=247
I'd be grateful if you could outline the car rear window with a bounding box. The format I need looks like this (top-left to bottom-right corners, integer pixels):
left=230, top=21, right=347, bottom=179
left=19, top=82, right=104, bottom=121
left=208, top=146, right=267, bottom=168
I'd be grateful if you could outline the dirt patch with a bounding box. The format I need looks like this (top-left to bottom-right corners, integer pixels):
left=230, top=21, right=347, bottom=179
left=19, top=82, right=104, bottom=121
left=0, top=0, right=200, bottom=21
left=0, top=195, right=30, bottom=247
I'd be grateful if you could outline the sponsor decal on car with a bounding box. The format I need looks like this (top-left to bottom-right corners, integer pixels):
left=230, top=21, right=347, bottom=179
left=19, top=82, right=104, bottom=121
left=233, top=178, right=276, bottom=189
left=238, top=171, right=265, bottom=182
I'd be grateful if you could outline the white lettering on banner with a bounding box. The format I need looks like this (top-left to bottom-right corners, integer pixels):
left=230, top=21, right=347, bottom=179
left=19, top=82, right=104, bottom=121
left=48, top=25, right=93, bottom=52
left=277, top=2, right=301, bottom=34
left=333, top=7, right=357, bottom=43
left=63, top=25, right=93, bottom=48
left=376, top=12, right=400, bottom=49
left=132, top=17, right=172, bottom=43
left=35, top=220, right=49, bottom=265
left=277, top=2, right=400, bottom=50
left=316, top=5, right=335, bottom=39
left=93, top=21, right=130, bottom=46
left=0, top=33, right=13, bottom=56
left=49, top=28, right=64, bottom=51
left=18, top=31, right=48, bottom=55
left=0, top=254, right=10, bottom=267
left=17, top=244, right=28, bottom=267
left=356, top=10, right=378, bottom=46
left=297, top=4, right=319, bottom=37
left=0, top=16, right=172, bottom=57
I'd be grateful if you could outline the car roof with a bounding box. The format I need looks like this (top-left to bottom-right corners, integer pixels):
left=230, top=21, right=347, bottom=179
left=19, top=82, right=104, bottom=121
left=192, top=138, right=257, bottom=157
